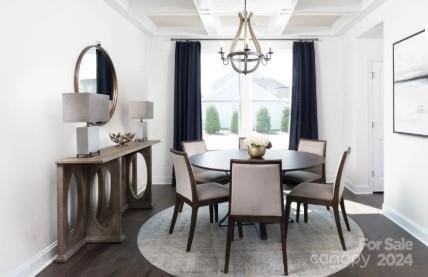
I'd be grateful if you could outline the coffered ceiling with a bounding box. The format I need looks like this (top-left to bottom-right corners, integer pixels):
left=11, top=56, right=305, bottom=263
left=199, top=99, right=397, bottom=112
left=105, top=0, right=385, bottom=38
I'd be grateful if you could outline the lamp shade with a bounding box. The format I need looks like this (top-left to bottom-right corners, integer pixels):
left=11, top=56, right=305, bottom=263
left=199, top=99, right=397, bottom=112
left=129, top=101, right=154, bottom=119
left=63, top=93, right=109, bottom=123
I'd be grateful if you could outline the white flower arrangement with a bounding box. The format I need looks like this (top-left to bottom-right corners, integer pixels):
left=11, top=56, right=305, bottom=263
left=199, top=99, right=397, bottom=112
left=244, top=136, right=272, bottom=149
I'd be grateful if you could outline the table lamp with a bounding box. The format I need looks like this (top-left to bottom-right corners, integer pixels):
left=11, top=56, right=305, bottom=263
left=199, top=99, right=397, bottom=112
left=129, top=101, right=154, bottom=141
left=63, top=93, right=110, bottom=157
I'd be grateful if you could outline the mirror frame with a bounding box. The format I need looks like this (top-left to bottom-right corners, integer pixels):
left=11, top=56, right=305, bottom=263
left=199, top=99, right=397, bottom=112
left=73, top=44, right=118, bottom=125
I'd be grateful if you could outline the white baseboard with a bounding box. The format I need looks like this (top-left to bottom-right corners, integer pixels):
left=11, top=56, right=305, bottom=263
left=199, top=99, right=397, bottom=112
left=344, top=179, right=372, bottom=194
left=382, top=204, right=428, bottom=247
left=7, top=241, right=57, bottom=277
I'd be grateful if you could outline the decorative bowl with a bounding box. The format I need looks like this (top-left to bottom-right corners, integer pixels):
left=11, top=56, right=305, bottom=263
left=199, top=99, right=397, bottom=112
left=109, top=132, right=135, bottom=146
left=248, top=145, right=266, bottom=158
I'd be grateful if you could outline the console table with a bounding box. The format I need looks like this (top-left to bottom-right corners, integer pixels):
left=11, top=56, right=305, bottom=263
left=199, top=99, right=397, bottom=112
left=55, top=140, right=160, bottom=262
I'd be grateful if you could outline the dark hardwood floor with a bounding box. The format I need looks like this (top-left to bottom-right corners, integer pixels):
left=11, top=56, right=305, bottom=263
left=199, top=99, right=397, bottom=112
left=40, top=186, right=428, bottom=277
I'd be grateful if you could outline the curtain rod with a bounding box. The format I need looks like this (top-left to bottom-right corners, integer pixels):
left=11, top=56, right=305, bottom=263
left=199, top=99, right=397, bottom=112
left=170, top=38, right=319, bottom=42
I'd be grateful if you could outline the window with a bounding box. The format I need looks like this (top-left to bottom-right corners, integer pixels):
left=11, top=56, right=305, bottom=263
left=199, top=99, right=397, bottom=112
left=201, top=42, right=292, bottom=150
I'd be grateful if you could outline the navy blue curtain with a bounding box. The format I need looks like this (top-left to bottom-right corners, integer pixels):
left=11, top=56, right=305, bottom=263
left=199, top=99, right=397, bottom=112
left=289, top=41, right=318, bottom=150
left=173, top=41, right=203, bottom=150
left=96, top=49, right=113, bottom=100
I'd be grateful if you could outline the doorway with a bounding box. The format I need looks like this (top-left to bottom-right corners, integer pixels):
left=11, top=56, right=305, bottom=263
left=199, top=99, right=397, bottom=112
left=369, top=60, right=384, bottom=192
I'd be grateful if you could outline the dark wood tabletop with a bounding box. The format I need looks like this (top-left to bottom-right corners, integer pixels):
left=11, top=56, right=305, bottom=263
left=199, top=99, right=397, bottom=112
left=190, top=149, right=325, bottom=172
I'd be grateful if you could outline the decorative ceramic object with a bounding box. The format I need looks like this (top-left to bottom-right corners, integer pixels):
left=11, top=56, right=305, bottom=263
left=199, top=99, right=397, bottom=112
left=109, top=132, right=135, bottom=146
left=244, top=136, right=272, bottom=158
left=248, top=145, right=266, bottom=158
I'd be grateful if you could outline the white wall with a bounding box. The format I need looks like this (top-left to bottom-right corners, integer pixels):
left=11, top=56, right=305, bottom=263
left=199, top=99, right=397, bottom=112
left=0, top=0, right=151, bottom=275
left=381, top=0, right=428, bottom=246
left=146, top=38, right=175, bottom=184
left=316, top=38, right=345, bottom=181
left=341, top=0, right=428, bottom=245
left=341, top=36, right=383, bottom=193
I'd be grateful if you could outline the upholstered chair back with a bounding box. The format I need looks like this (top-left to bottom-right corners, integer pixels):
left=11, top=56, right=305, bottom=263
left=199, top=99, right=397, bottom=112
left=238, top=137, right=247, bottom=150
left=182, top=140, right=207, bottom=157
left=230, top=160, right=283, bottom=217
left=182, top=140, right=207, bottom=174
left=332, top=148, right=350, bottom=203
left=170, top=149, right=195, bottom=202
left=298, top=139, right=326, bottom=176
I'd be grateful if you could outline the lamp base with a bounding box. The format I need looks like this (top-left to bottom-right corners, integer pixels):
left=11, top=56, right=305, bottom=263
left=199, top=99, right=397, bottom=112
left=136, top=120, right=148, bottom=141
left=76, top=126, right=100, bottom=157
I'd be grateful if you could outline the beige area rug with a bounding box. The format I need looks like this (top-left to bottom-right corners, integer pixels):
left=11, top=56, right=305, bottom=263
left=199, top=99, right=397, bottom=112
left=138, top=203, right=365, bottom=276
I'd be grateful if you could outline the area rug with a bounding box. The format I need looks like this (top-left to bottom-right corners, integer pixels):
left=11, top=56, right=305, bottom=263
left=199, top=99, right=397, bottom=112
left=138, top=203, right=365, bottom=276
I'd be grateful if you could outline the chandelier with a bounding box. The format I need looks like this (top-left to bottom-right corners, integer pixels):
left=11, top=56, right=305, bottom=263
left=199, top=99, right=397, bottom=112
left=218, top=0, right=273, bottom=75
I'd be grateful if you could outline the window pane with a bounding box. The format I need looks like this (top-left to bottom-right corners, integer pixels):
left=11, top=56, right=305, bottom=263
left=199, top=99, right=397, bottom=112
left=201, top=52, right=240, bottom=150
left=202, top=42, right=292, bottom=150
left=251, top=50, right=292, bottom=149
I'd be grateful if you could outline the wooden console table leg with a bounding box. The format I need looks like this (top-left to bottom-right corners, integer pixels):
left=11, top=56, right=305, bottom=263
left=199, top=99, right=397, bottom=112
left=125, top=146, right=153, bottom=209
left=55, top=165, right=87, bottom=263
left=86, top=158, right=126, bottom=243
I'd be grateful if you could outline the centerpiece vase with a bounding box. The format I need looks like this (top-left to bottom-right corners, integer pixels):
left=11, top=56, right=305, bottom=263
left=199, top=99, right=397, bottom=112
left=248, top=145, right=266, bottom=158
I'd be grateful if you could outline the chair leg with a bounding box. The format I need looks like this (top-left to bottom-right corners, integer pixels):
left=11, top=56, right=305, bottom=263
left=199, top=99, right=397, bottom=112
left=179, top=201, right=184, bottom=213
left=259, top=223, right=268, bottom=240
left=279, top=221, right=288, bottom=276
left=169, top=196, right=180, bottom=234
left=214, top=204, right=219, bottom=222
left=224, top=218, right=235, bottom=273
left=333, top=206, right=346, bottom=251
left=340, top=198, right=351, bottom=231
left=303, top=203, right=308, bottom=223
left=186, top=206, right=199, bottom=252
left=295, top=202, right=301, bottom=223
left=209, top=205, right=214, bottom=223
left=284, top=198, right=292, bottom=245
left=237, top=222, right=243, bottom=238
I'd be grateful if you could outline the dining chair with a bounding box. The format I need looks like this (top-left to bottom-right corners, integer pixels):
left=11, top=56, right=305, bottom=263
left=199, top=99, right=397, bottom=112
left=238, top=137, right=247, bottom=150
left=284, top=148, right=351, bottom=251
left=182, top=140, right=229, bottom=184
left=181, top=140, right=229, bottom=222
left=169, top=149, right=229, bottom=252
left=224, top=159, right=287, bottom=275
left=283, top=139, right=327, bottom=222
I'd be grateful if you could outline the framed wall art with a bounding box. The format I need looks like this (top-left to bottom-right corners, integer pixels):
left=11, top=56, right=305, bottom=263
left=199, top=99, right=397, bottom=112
left=393, top=29, right=428, bottom=136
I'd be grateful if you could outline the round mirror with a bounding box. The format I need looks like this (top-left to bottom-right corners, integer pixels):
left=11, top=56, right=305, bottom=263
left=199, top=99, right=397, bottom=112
left=74, top=44, right=118, bottom=125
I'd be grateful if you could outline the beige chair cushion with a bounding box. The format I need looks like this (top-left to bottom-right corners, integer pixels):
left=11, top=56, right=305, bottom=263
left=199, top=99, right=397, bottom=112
left=288, top=182, right=333, bottom=201
left=194, top=170, right=228, bottom=183
left=171, top=152, right=193, bottom=201
left=298, top=139, right=326, bottom=176
left=239, top=137, right=247, bottom=150
left=231, top=163, right=282, bottom=217
left=196, top=182, right=229, bottom=201
left=182, top=141, right=207, bottom=158
left=283, top=170, right=322, bottom=183
left=182, top=141, right=208, bottom=175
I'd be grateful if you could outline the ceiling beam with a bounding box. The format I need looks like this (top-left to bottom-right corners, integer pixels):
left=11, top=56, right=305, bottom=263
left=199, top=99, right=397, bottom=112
left=268, top=0, right=299, bottom=36
left=192, top=0, right=221, bottom=36
left=104, top=0, right=158, bottom=35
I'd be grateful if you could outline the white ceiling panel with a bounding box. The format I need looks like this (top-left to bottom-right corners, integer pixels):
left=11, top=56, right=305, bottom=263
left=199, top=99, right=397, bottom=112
left=105, top=0, right=386, bottom=37
left=287, top=15, right=340, bottom=28
left=149, top=15, right=204, bottom=28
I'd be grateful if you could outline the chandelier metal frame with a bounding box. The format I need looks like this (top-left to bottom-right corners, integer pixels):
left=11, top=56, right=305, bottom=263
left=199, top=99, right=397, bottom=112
left=219, top=0, right=273, bottom=74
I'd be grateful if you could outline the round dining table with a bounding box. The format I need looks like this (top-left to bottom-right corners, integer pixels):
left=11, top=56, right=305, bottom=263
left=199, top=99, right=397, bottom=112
left=189, top=149, right=325, bottom=239
left=190, top=149, right=325, bottom=173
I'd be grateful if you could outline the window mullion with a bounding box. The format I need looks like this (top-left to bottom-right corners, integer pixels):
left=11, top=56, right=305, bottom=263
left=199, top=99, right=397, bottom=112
left=238, top=73, right=253, bottom=137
